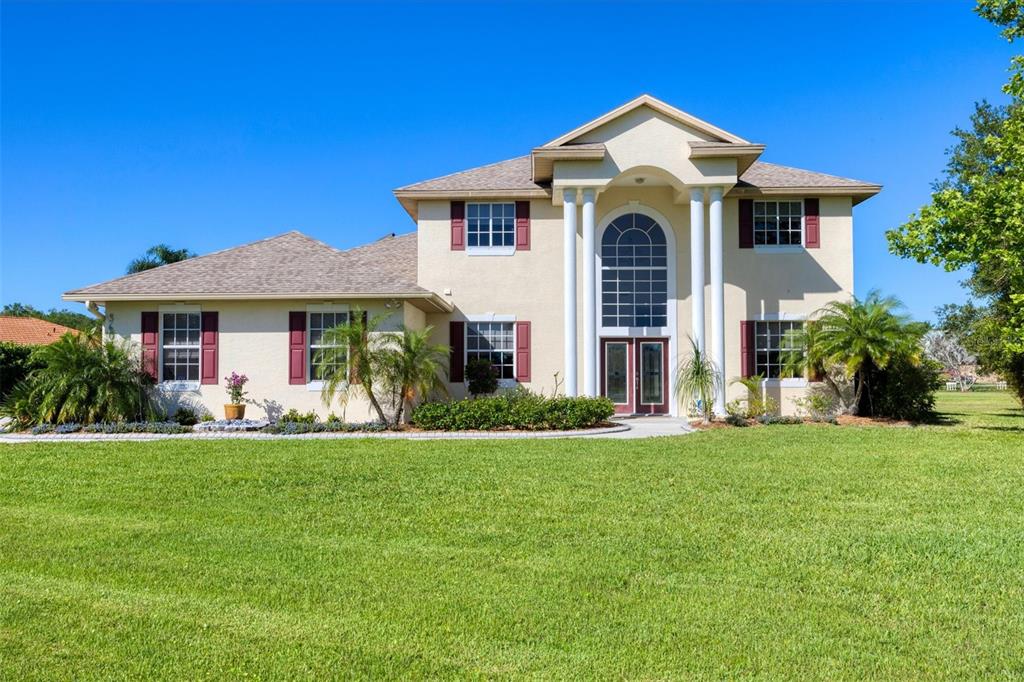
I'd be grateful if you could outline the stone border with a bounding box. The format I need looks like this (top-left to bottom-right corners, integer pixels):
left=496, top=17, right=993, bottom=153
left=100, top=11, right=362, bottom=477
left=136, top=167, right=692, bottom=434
left=0, top=423, right=631, bottom=443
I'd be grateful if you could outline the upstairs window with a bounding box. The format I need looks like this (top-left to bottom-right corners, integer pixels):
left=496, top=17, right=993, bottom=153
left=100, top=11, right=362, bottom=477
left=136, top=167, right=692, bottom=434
left=161, top=312, right=200, bottom=382
left=754, top=320, right=803, bottom=378
left=467, top=203, right=515, bottom=249
left=601, top=213, right=669, bottom=328
left=466, top=321, right=515, bottom=379
left=754, top=200, right=803, bottom=246
left=309, top=311, right=349, bottom=382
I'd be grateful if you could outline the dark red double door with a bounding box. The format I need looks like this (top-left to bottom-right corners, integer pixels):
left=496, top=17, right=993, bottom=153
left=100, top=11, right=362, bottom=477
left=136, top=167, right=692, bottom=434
left=600, top=338, right=669, bottom=415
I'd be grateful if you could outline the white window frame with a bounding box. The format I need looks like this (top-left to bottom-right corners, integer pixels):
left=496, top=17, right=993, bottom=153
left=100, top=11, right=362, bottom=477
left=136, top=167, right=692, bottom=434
left=465, top=313, right=517, bottom=388
left=753, top=198, right=805, bottom=253
left=752, top=313, right=807, bottom=387
left=466, top=202, right=516, bottom=256
left=158, top=305, right=201, bottom=392
left=306, top=303, right=350, bottom=391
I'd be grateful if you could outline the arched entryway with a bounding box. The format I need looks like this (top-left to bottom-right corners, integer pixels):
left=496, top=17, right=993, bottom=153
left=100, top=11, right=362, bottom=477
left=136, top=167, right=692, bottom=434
left=597, top=206, right=676, bottom=415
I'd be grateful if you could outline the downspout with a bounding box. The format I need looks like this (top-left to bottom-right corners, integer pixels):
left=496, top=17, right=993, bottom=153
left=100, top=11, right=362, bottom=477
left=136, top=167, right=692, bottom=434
left=85, top=300, right=105, bottom=321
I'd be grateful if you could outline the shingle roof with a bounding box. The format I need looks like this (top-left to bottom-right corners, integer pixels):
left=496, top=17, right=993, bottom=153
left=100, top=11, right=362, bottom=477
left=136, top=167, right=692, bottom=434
left=738, top=161, right=878, bottom=190
left=64, top=231, right=425, bottom=299
left=0, top=316, right=79, bottom=345
left=395, top=156, right=542, bottom=193
left=395, top=156, right=877, bottom=194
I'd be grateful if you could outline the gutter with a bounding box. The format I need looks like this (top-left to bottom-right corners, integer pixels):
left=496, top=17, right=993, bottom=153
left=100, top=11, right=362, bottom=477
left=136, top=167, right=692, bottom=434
left=85, top=300, right=105, bottom=321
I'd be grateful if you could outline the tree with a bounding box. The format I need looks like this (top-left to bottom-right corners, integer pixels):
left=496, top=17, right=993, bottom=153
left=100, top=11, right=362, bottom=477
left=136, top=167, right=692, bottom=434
left=1, top=302, right=95, bottom=332
left=886, top=1, right=1024, bottom=406
left=923, top=330, right=976, bottom=392
left=380, top=326, right=449, bottom=427
left=783, top=291, right=925, bottom=416
left=127, top=244, right=195, bottom=274
left=674, top=338, right=721, bottom=424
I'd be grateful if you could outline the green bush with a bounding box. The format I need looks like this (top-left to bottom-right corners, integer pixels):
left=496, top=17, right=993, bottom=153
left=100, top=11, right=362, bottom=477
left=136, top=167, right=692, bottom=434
left=262, top=421, right=387, bottom=435
left=465, top=357, right=499, bottom=396
left=280, top=408, right=319, bottom=424
left=173, top=408, right=199, bottom=426
left=867, top=356, right=943, bottom=422
left=0, top=342, right=43, bottom=401
left=411, top=389, right=614, bottom=431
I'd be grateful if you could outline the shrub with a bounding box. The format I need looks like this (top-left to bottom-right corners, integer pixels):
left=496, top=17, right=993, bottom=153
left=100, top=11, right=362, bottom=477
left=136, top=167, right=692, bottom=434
left=756, top=414, right=804, bottom=425
left=793, top=391, right=838, bottom=422
left=280, top=408, right=319, bottom=424
left=262, top=421, right=387, bottom=435
left=0, top=341, right=43, bottom=402
left=866, top=356, right=943, bottom=422
left=1, top=335, right=154, bottom=427
left=724, top=413, right=750, bottom=427
left=411, top=390, right=614, bottom=431
left=200, top=413, right=215, bottom=422
left=173, top=408, right=199, bottom=426
left=81, top=421, right=190, bottom=434
left=728, top=375, right=778, bottom=419
left=466, top=357, right=499, bottom=396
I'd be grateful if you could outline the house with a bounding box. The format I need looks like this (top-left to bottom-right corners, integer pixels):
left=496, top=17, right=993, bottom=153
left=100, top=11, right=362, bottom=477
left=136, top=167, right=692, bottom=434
left=64, top=95, right=880, bottom=419
left=0, top=316, right=79, bottom=346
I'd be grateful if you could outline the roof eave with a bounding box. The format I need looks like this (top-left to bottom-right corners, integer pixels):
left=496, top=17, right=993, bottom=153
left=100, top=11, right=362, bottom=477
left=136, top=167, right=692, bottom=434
left=63, top=290, right=454, bottom=313
left=393, top=187, right=552, bottom=221
left=728, top=184, right=883, bottom=205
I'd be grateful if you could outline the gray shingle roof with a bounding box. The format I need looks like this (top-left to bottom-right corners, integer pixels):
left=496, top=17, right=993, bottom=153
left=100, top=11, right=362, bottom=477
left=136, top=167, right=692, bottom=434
left=65, top=231, right=424, bottom=299
left=396, top=156, right=877, bottom=194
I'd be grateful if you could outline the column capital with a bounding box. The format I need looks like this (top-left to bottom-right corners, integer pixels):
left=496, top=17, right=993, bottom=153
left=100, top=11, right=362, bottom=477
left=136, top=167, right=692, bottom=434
left=689, top=187, right=705, bottom=203
left=563, top=187, right=579, bottom=204
left=581, top=187, right=596, bottom=202
left=709, top=186, right=724, bottom=201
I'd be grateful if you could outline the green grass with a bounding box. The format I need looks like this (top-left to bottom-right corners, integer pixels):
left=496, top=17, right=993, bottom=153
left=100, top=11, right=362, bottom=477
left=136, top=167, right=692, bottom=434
left=1, top=393, right=1022, bottom=678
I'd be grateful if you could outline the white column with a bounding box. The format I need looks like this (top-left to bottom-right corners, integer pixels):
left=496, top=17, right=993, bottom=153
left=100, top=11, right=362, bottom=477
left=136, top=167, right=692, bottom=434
left=563, top=188, right=578, bottom=397
left=689, top=187, right=706, bottom=354
left=581, top=188, right=597, bottom=397
left=709, top=186, right=726, bottom=416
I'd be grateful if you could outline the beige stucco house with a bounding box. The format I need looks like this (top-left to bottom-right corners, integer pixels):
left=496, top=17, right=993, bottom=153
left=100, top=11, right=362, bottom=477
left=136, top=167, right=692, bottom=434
left=65, top=95, right=880, bottom=420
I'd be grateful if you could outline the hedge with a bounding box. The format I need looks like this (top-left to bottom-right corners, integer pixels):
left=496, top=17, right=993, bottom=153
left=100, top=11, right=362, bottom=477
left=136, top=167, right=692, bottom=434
left=411, top=391, right=615, bottom=431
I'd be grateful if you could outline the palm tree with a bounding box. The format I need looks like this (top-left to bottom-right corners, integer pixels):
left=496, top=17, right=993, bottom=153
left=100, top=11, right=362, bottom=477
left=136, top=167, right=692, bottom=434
left=381, top=326, right=449, bottom=426
left=674, top=337, right=721, bottom=424
left=1, top=334, right=154, bottom=426
left=127, top=244, right=195, bottom=274
left=786, top=291, right=924, bottom=415
left=317, top=310, right=391, bottom=424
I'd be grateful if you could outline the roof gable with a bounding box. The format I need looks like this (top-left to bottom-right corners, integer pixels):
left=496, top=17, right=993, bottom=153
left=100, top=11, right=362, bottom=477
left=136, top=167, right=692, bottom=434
left=542, top=94, right=749, bottom=147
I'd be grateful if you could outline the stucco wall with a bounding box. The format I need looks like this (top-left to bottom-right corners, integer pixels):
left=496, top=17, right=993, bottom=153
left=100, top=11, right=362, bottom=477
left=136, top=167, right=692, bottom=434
left=417, top=188, right=854, bottom=415
left=104, top=299, right=422, bottom=421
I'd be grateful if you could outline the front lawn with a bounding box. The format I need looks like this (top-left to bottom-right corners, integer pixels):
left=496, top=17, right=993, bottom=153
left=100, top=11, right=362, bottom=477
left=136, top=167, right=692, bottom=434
left=1, top=393, right=1022, bottom=678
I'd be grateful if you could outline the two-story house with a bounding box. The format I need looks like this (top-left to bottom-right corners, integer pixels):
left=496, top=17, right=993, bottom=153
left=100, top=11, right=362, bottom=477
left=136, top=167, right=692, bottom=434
left=65, top=95, right=880, bottom=419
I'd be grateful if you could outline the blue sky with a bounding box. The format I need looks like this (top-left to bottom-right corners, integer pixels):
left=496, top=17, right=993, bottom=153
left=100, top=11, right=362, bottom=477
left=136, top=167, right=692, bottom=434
left=1, top=1, right=1017, bottom=321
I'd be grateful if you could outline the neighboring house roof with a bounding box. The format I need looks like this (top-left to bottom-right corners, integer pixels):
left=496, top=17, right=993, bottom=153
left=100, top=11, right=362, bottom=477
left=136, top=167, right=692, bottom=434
left=0, top=316, right=79, bottom=345
left=63, top=231, right=451, bottom=312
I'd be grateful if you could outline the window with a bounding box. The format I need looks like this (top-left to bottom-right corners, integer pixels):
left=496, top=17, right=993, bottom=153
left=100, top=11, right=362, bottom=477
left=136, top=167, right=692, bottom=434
left=309, top=311, right=349, bottom=382
left=601, top=213, right=668, bottom=328
left=467, top=203, right=515, bottom=249
left=754, top=200, right=803, bottom=246
left=754, top=320, right=803, bottom=379
left=161, top=312, right=200, bottom=382
left=466, top=321, right=514, bottom=380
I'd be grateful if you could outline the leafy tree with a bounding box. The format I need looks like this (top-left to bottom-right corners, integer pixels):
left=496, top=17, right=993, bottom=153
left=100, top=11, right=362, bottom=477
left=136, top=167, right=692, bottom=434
left=1, top=334, right=154, bottom=426
left=127, top=244, right=195, bottom=274
left=465, top=357, right=499, bottom=396
left=923, top=330, right=976, bottom=391
left=782, top=291, right=926, bottom=416
left=886, top=1, right=1024, bottom=406
left=1, top=302, right=95, bottom=332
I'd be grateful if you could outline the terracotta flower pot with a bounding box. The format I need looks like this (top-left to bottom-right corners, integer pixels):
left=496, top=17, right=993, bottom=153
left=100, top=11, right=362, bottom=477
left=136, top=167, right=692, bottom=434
left=224, top=403, right=246, bottom=420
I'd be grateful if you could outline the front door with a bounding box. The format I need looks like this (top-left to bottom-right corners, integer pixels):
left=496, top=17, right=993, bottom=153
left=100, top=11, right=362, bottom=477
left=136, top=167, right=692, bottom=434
left=601, top=338, right=669, bottom=415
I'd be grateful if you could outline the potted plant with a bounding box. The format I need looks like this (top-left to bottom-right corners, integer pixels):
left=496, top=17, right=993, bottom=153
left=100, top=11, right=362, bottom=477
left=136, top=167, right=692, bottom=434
left=223, top=372, right=249, bottom=420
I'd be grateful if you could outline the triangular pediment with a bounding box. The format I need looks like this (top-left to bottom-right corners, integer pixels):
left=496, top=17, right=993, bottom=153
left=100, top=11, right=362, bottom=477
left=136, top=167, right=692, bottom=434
left=542, top=94, right=749, bottom=148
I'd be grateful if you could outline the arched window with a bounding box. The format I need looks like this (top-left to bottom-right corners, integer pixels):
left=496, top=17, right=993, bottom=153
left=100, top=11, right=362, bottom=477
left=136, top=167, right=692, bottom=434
left=601, top=213, right=668, bottom=328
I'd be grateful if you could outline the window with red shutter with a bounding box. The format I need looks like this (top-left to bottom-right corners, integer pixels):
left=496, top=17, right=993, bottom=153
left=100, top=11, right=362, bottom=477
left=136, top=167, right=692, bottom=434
left=200, top=312, right=218, bottom=385
left=515, top=321, right=531, bottom=382
left=288, top=311, right=306, bottom=385
left=450, top=201, right=465, bottom=251
left=449, top=321, right=465, bottom=382
left=804, top=198, right=820, bottom=248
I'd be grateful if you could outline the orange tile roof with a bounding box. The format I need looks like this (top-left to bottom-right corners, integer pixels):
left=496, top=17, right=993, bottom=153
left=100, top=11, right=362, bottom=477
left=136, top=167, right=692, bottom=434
left=0, top=316, right=79, bottom=345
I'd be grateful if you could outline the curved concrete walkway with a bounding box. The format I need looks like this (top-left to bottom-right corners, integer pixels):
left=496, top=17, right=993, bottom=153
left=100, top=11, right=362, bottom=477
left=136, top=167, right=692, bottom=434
left=0, top=417, right=694, bottom=443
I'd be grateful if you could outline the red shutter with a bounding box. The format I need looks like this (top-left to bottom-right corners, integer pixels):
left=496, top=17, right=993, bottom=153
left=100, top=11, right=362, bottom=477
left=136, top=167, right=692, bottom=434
left=804, top=198, right=820, bottom=248
left=288, top=311, right=306, bottom=385
left=515, top=321, right=531, bottom=382
left=740, top=320, right=755, bottom=378
left=200, top=311, right=218, bottom=385
left=141, top=311, right=159, bottom=381
left=450, top=201, right=465, bottom=251
left=515, top=200, right=531, bottom=251
left=449, top=320, right=465, bottom=382
left=739, top=199, right=754, bottom=249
